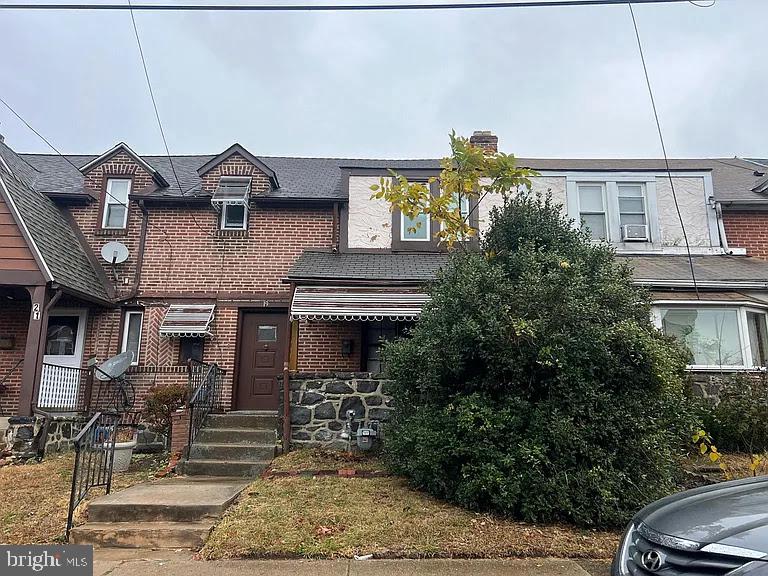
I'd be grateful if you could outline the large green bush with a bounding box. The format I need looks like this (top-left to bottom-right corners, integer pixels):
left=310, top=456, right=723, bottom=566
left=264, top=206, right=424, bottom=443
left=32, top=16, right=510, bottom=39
left=383, top=193, right=696, bottom=528
left=705, top=374, right=768, bottom=453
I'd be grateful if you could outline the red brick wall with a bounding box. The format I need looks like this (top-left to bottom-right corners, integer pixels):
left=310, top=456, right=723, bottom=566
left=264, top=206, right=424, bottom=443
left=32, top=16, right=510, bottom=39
left=297, top=321, right=362, bottom=371
left=723, top=212, right=768, bottom=260
left=0, top=299, right=30, bottom=414
left=54, top=149, right=338, bottom=412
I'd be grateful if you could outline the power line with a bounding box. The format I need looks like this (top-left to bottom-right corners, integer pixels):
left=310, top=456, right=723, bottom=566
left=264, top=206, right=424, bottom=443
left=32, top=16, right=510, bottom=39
left=0, top=94, right=175, bottom=249
left=0, top=0, right=695, bottom=11
left=126, top=0, right=213, bottom=236
left=628, top=2, right=699, bottom=299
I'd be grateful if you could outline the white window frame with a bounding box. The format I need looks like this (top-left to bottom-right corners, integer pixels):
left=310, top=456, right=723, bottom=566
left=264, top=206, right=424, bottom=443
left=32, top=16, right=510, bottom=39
left=652, top=302, right=768, bottom=371
left=576, top=182, right=609, bottom=241
left=220, top=202, right=248, bottom=231
left=400, top=211, right=431, bottom=242
left=617, top=183, right=649, bottom=238
left=121, top=310, right=144, bottom=366
left=567, top=175, right=660, bottom=248
left=102, top=178, right=131, bottom=229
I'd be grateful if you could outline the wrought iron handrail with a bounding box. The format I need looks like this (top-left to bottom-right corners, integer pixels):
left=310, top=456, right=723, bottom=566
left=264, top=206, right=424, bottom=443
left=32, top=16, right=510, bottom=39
left=0, top=358, right=23, bottom=415
left=66, top=411, right=119, bottom=540
left=186, top=360, right=225, bottom=459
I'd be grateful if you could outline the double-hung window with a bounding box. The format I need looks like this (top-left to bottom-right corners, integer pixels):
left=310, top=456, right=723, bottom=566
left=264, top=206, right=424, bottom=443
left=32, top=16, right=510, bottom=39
left=618, top=184, right=648, bottom=240
left=577, top=183, right=608, bottom=241
left=655, top=305, right=768, bottom=370
left=121, top=310, right=143, bottom=365
left=103, top=178, right=131, bottom=229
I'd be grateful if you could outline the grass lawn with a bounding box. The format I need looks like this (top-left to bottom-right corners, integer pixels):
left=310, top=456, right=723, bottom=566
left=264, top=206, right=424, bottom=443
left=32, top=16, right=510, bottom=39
left=202, top=450, right=620, bottom=560
left=0, top=452, right=168, bottom=544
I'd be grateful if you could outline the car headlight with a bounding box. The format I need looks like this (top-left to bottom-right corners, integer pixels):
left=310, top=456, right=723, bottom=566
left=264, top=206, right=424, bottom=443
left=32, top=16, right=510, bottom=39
left=613, top=522, right=635, bottom=576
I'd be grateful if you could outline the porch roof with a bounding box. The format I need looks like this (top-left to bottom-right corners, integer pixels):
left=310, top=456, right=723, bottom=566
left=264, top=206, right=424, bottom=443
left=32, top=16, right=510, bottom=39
left=159, top=304, right=216, bottom=337
left=290, top=286, right=429, bottom=321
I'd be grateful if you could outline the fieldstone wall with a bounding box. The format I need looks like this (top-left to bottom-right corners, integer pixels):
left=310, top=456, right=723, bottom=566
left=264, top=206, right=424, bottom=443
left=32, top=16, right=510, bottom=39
left=279, top=372, right=393, bottom=449
left=689, top=371, right=764, bottom=404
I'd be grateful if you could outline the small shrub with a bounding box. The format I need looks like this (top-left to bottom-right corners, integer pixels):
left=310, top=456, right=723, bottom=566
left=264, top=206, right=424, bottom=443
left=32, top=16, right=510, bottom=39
left=142, top=383, right=188, bottom=438
left=706, top=374, right=768, bottom=453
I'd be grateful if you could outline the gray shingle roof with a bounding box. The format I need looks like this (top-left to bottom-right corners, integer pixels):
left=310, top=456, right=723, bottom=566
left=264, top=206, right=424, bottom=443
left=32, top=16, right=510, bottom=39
left=0, top=162, right=110, bottom=303
left=287, top=250, right=450, bottom=282
left=13, top=147, right=768, bottom=204
left=619, top=255, right=768, bottom=286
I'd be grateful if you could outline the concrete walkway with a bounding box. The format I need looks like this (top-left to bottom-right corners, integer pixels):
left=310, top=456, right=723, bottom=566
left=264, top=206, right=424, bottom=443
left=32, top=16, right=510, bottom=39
left=94, top=550, right=611, bottom=576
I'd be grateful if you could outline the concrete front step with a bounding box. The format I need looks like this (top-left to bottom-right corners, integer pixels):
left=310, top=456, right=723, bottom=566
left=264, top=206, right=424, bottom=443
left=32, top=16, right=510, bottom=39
left=197, top=427, right=277, bottom=444
left=88, top=477, right=248, bottom=523
left=206, top=412, right=278, bottom=429
left=189, top=443, right=276, bottom=461
left=70, top=520, right=214, bottom=549
left=180, top=459, right=271, bottom=477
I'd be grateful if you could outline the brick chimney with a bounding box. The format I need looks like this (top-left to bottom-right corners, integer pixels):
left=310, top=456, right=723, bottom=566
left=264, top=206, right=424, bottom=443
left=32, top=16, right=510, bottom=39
left=469, top=130, right=498, bottom=153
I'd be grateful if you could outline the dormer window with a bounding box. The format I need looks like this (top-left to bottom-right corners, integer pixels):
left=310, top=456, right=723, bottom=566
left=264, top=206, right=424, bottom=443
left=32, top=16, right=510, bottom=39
left=212, top=176, right=251, bottom=231
left=103, top=178, right=131, bottom=229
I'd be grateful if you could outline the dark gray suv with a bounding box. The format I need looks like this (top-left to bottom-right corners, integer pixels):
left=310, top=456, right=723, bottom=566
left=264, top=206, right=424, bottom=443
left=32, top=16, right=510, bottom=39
left=613, top=475, right=768, bottom=575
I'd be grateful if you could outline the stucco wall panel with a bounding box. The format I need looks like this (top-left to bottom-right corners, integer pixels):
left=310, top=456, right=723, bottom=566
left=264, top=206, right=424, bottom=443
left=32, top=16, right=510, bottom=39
left=656, top=177, right=711, bottom=247
left=478, top=176, right=567, bottom=235
left=348, top=176, right=391, bottom=249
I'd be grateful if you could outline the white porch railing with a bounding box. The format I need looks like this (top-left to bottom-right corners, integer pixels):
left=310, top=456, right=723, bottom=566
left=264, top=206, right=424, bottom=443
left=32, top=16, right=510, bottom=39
left=38, top=363, right=88, bottom=411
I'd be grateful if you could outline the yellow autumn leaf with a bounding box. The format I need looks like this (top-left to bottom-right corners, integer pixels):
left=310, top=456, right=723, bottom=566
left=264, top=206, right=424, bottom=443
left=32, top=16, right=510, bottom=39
left=700, top=443, right=708, bottom=454
left=709, top=452, right=720, bottom=462
left=711, top=446, right=718, bottom=454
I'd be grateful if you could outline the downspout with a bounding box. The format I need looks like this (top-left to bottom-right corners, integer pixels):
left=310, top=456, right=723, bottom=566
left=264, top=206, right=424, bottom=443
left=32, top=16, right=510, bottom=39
left=282, top=281, right=296, bottom=453
left=120, top=199, right=149, bottom=302
left=332, top=202, right=340, bottom=252
left=714, top=201, right=733, bottom=255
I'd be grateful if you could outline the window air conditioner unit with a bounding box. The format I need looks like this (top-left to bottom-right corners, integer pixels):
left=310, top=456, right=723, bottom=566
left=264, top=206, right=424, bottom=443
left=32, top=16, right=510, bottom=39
left=622, top=224, right=649, bottom=241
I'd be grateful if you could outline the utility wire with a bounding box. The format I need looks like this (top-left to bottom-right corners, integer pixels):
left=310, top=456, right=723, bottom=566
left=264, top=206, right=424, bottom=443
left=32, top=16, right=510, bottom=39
left=0, top=0, right=695, bottom=11
left=126, top=0, right=213, bottom=237
left=628, top=2, right=699, bottom=299
left=0, top=94, right=175, bottom=258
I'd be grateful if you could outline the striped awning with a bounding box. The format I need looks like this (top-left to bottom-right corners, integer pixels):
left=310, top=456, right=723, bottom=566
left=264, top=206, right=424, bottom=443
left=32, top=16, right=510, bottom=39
left=291, top=286, right=429, bottom=321
left=159, top=304, right=215, bottom=337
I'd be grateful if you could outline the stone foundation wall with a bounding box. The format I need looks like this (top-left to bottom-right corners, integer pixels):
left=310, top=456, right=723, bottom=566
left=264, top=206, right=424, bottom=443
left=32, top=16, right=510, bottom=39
left=280, top=372, right=393, bottom=449
left=689, top=370, right=764, bottom=404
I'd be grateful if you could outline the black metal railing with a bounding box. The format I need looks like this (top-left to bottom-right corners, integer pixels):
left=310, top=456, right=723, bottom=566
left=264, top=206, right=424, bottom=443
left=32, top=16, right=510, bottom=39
left=186, top=360, right=225, bottom=458
left=38, top=363, right=92, bottom=412
left=66, top=411, right=120, bottom=540
left=0, top=358, right=23, bottom=416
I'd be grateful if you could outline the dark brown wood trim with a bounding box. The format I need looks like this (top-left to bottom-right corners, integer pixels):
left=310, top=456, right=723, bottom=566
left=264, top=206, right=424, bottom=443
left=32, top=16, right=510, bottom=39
left=132, top=291, right=291, bottom=303
left=0, top=270, right=46, bottom=285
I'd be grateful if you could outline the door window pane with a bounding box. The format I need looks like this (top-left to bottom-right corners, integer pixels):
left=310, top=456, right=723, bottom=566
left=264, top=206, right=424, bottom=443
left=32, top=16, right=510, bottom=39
left=121, top=311, right=143, bottom=365
left=258, top=325, right=278, bottom=342
left=45, top=316, right=79, bottom=356
left=748, top=311, right=768, bottom=367
left=660, top=308, right=744, bottom=367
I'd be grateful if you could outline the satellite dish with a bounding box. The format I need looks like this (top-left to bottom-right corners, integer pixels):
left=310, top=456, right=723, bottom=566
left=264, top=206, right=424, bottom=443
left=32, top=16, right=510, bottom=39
left=95, top=351, right=134, bottom=381
left=101, top=241, right=129, bottom=264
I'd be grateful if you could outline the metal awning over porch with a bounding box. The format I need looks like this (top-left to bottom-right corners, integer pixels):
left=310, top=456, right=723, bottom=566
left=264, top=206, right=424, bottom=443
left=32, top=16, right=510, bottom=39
left=159, top=304, right=215, bottom=337
left=290, top=286, right=429, bottom=321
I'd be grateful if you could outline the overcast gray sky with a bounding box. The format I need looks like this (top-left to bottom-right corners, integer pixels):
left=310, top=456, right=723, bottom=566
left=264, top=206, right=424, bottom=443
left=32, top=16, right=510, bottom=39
left=0, top=0, right=764, bottom=159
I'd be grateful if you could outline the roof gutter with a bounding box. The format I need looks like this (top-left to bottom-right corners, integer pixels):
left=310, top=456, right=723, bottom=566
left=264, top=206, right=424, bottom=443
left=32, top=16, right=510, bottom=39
left=634, top=279, right=768, bottom=290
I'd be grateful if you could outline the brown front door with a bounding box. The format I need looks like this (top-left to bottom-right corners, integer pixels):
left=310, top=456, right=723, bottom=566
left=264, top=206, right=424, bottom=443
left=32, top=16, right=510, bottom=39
left=235, top=312, right=286, bottom=411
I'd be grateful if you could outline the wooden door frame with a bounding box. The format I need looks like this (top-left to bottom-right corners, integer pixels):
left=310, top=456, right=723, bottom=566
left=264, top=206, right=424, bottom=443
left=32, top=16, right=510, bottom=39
left=231, top=307, right=289, bottom=411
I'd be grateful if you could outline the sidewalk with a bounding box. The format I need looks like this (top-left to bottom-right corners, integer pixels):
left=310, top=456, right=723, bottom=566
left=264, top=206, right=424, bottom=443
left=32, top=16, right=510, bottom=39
left=94, top=550, right=611, bottom=576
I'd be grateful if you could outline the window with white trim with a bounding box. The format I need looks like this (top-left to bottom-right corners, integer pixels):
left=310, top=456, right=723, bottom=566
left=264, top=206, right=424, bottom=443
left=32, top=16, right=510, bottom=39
left=121, top=310, right=143, bottom=365
left=573, top=180, right=652, bottom=243
left=221, top=203, right=247, bottom=230
left=654, top=305, right=768, bottom=369
left=577, top=183, right=608, bottom=241
left=102, top=178, right=131, bottom=229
